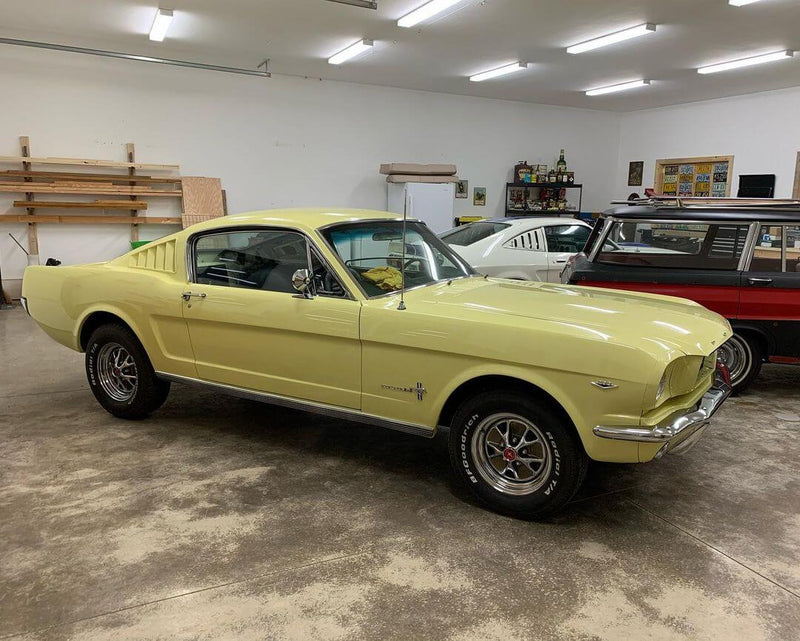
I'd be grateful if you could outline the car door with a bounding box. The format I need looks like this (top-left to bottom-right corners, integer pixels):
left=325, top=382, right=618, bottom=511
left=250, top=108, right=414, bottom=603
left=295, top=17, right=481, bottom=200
left=739, top=224, right=800, bottom=357
left=182, top=227, right=362, bottom=408
left=543, top=224, right=591, bottom=282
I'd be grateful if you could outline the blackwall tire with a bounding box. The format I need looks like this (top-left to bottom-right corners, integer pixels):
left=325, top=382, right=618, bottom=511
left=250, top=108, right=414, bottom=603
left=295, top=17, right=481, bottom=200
left=718, top=333, right=762, bottom=394
left=85, top=323, right=170, bottom=419
left=448, top=391, right=588, bottom=519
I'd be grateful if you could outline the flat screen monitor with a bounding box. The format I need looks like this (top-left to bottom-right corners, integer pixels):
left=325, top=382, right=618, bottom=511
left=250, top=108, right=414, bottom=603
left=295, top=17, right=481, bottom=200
left=738, top=174, right=775, bottom=198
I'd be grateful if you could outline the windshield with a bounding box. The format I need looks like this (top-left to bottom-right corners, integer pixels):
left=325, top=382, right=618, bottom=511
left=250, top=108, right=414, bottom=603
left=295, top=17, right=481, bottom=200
left=440, top=221, right=510, bottom=246
left=321, top=221, right=474, bottom=297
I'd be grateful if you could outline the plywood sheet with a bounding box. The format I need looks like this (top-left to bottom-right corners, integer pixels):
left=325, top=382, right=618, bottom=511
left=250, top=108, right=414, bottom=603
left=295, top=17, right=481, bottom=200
left=181, top=176, right=224, bottom=228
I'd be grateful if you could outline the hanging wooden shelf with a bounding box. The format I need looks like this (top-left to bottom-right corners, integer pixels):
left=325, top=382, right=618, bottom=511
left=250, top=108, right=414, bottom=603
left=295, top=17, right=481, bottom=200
left=0, top=155, right=179, bottom=171
left=0, top=182, right=182, bottom=196
left=1, top=214, right=180, bottom=224
left=12, top=200, right=149, bottom=210
left=1, top=170, right=182, bottom=184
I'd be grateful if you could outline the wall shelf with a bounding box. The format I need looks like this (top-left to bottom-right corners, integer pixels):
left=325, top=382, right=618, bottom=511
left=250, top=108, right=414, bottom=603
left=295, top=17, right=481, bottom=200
left=0, top=154, right=179, bottom=171
left=1, top=215, right=181, bottom=224
left=505, top=182, right=583, bottom=215
left=11, top=200, right=149, bottom=210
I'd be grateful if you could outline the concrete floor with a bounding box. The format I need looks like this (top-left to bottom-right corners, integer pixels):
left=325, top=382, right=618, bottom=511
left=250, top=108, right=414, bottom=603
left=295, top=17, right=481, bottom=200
left=1, top=307, right=799, bottom=641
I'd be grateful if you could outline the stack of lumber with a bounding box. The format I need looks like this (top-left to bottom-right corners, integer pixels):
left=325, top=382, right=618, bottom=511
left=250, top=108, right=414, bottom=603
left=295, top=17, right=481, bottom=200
left=379, top=163, right=459, bottom=183
left=0, top=153, right=183, bottom=224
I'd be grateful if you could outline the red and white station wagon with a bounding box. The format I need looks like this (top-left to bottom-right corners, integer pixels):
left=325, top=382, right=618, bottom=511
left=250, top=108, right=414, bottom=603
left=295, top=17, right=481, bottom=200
left=562, top=198, right=800, bottom=392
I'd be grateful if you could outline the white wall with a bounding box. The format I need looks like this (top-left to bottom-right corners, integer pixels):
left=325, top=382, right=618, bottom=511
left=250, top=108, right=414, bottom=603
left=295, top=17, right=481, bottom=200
left=0, top=45, right=621, bottom=292
left=616, top=86, right=800, bottom=199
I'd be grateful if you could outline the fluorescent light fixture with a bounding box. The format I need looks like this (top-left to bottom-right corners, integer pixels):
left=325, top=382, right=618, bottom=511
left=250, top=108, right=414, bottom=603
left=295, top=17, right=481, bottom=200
left=729, top=0, right=764, bottom=5
left=149, top=8, right=173, bottom=42
left=567, top=23, right=656, bottom=54
left=469, top=62, right=528, bottom=82
left=586, top=79, right=651, bottom=96
left=398, top=0, right=463, bottom=28
left=698, top=50, right=794, bottom=74
left=328, top=38, right=374, bottom=65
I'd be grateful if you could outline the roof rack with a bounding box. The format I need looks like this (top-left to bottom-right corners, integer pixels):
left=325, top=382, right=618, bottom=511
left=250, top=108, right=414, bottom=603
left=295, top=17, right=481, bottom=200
left=610, top=196, right=800, bottom=209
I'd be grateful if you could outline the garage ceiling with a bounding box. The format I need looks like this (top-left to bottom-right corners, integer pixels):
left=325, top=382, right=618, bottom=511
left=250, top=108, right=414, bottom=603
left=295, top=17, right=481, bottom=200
left=2, top=0, right=800, bottom=111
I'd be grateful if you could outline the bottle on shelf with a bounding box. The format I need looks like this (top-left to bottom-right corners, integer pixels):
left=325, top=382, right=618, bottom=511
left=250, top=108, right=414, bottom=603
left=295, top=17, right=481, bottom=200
left=556, top=149, right=567, bottom=178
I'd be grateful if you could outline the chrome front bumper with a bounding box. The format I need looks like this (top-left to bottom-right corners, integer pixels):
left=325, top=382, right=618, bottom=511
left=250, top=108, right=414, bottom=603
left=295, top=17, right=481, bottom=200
left=593, top=377, right=732, bottom=459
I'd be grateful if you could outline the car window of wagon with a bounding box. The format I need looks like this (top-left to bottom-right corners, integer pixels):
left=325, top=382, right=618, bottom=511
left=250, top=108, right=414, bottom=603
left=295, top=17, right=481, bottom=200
left=597, top=221, right=750, bottom=270
left=751, top=224, right=800, bottom=273
left=321, top=221, right=474, bottom=297
left=440, top=222, right=510, bottom=246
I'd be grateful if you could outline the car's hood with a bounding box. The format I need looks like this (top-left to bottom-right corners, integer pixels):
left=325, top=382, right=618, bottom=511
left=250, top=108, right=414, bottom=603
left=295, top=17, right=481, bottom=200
left=410, top=276, right=731, bottom=359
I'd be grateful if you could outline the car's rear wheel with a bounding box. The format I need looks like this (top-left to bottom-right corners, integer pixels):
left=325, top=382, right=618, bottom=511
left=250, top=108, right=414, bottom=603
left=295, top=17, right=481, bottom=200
left=717, top=332, right=762, bottom=394
left=448, top=391, right=588, bottom=519
left=86, top=323, right=170, bottom=419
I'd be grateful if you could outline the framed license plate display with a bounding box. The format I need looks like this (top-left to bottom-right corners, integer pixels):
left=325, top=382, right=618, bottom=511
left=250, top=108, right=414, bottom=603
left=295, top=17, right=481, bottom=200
left=654, top=155, right=734, bottom=198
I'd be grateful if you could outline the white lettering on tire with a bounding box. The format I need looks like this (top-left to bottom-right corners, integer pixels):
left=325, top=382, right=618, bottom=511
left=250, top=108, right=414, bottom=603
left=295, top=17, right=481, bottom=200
left=460, top=413, right=480, bottom=484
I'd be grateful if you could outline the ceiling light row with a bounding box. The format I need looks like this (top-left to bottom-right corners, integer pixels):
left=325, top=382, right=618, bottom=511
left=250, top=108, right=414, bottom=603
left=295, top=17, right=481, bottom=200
left=148, top=1, right=794, bottom=99
left=588, top=49, right=796, bottom=96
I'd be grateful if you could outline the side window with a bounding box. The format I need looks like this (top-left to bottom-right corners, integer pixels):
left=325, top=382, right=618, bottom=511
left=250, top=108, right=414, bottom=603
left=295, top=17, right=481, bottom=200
left=310, top=249, right=347, bottom=298
left=787, top=226, right=800, bottom=273
left=598, top=222, right=749, bottom=269
left=504, top=229, right=543, bottom=251
left=750, top=225, right=783, bottom=273
left=544, top=225, right=591, bottom=253
left=194, top=230, right=308, bottom=293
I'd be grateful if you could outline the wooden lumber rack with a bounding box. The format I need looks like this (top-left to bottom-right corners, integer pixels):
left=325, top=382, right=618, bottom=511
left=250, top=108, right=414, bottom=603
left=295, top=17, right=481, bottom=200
left=0, top=137, right=184, bottom=253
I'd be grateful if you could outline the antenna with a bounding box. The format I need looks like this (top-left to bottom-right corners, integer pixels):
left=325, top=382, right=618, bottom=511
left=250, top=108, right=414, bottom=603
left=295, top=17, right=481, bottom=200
left=398, top=192, right=409, bottom=310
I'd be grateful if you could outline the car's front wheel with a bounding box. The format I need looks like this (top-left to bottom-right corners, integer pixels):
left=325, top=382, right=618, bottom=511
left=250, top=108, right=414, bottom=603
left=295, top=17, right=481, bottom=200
left=717, top=332, right=762, bottom=394
left=448, top=391, right=588, bottom=519
left=85, top=323, right=170, bottom=419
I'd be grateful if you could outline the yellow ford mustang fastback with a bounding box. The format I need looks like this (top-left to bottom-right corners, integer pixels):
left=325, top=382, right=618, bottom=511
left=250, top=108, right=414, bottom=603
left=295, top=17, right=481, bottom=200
left=22, top=209, right=733, bottom=518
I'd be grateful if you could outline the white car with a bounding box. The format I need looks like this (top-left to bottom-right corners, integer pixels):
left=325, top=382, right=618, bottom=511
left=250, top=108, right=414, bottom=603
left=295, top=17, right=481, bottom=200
left=440, top=217, right=593, bottom=282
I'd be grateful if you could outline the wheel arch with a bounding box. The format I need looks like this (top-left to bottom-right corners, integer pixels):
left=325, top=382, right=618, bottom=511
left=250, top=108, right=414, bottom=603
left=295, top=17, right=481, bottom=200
left=78, top=308, right=143, bottom=352
left=437, top=374, right=584, bottom=452
left=729, top=322, right=771, bottom=359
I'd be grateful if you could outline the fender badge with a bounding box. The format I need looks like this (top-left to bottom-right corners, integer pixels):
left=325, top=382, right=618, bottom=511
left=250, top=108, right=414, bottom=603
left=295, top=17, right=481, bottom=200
left=382, top=382, right=427, bottom=401
left=591, top=380, right=618, bottom=390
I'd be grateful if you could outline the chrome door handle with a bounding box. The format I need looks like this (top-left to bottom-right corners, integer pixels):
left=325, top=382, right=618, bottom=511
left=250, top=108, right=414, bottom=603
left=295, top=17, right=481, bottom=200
left=747, top=277, right=773, bottom=286
left=181, top=291, right=207, bottom=301
left=555, top=259, right=567, bottom=264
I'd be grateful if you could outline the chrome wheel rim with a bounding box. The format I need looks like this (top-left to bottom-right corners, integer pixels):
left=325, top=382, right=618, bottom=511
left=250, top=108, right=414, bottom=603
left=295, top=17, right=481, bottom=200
left=717, top=335, right=751, bottom=386
left=470, top=413, right=553, bottom=496
left=97, top=342, right=138, bottom=402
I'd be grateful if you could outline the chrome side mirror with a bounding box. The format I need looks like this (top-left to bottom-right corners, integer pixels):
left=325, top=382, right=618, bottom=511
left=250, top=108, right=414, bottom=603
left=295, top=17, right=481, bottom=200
left=292, top=268, right=313, bottom=298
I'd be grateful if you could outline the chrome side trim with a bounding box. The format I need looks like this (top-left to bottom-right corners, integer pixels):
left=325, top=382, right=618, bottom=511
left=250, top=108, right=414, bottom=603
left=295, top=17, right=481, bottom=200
left=593, top=381, right=731, bottom=450
left=156, top=372, right=436, bottom=439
